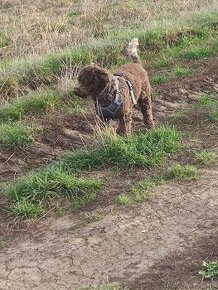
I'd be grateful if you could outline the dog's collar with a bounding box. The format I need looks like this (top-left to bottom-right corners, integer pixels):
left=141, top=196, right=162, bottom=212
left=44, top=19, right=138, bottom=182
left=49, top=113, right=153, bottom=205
left=95, top=74, right=136, bottom=122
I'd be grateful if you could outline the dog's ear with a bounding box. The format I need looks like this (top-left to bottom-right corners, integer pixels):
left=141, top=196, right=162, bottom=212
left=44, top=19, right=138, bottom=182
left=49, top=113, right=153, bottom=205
left=78, top=65, right=111, bottom=94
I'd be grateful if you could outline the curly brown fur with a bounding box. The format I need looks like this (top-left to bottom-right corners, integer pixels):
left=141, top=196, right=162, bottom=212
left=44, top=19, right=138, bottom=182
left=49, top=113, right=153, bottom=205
left=74, top=38, right=155, bottom=137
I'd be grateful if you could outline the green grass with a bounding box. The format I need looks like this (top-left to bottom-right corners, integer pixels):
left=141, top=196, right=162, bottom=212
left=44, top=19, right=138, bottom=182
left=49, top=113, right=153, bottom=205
left=61, top=126, right=182, bottom=172
left=8, top=167, right=102, bottom=219
left=199, top=261, right=218, bottom=280
left=0, top=90, right=59, bottom=121
left=168, top=164, right=198, bottom=180
left=0, top=89, right=84, bottom=122
left=195, top=151, right=217, bottom=165
left=0, top=122, right=40, bottom=149
left=182, top=47, right=212, bottom=60
left=5, top=126, right=181, bottom=218
left=12, top=201, right=44, bottom=219
left=9, top=167, right=102, bottom=204
left=116, top=194, right=131, bottom=206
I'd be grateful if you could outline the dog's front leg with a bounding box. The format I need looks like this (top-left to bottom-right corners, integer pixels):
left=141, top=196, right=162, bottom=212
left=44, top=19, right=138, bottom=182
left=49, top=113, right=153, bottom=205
left=117, top=111, right=132, bottom=137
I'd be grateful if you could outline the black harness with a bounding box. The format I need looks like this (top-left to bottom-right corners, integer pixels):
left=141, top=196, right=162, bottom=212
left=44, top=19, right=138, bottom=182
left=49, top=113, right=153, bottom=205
left=95, top=74, right=136, bottom=122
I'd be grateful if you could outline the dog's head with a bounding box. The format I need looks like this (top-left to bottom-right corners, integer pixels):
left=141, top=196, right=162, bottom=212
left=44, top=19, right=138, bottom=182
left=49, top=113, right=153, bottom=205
left=73, top=65, right=111, bottom=100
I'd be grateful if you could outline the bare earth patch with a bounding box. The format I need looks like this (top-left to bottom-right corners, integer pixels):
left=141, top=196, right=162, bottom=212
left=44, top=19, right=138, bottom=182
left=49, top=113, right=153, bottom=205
left=0, top=169, right=218, bottom=289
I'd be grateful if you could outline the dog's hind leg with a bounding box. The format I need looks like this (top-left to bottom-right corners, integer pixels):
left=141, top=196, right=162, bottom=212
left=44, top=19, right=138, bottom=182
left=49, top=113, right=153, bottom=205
left=138, top=85, right=155, bottom=129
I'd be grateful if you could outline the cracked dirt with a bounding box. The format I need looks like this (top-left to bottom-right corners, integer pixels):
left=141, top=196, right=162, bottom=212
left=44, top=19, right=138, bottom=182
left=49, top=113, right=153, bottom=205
left=0, top=169, right=218, bottom=290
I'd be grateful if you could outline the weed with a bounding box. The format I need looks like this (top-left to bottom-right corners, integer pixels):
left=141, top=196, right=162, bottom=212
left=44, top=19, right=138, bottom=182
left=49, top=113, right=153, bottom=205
left=116, top=194, right=130, bottom=206
left=195, top=151, right=217, bottom=165
left=199, top=261, right=218, bottom=280
left=83, top=208, right=104, bottom=224
left=0, top=123, right=40, bottom=149
left=131, top=177, right=164, bottom=202
left=168, top=164, right=198, bottom=180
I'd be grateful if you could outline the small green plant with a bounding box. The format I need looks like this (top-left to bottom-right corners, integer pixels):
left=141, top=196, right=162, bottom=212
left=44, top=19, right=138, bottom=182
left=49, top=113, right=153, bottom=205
left=116, top=194, right=130, bottom=206
left=152, top=75, right=168, bottom=85
left=195, top=95, right=218, bottom=122
left=209, top=107, right=218, bottom=122
left=0, top=123, right=40, bottom=149
left=199, top=261, right=218, bottom=280
left=174, top=66, right=193, bottom=77
left=197, top=95, right=214, bottom=107
left=12, top=201, right=44, bottom=219
left=131, top=180, right=155, bottom=202
left=131, top=177, right=164, bottom=202
left=195, top=151, right=217, bottom=165
left=83, top=208, right=104, bottom=224
left=168, top=164, right=198, bottom=180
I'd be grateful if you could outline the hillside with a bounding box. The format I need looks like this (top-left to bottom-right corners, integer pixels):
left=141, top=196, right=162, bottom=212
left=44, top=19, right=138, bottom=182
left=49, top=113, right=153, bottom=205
left=0, top=1, right=218, bottom=289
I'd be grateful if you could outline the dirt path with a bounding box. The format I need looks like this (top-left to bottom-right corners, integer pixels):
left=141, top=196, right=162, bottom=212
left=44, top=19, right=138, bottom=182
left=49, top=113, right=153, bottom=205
left=0, top=168, right=217, bottom=290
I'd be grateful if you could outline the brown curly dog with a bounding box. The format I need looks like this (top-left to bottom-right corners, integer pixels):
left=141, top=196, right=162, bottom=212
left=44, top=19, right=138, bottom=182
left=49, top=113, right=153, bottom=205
left=73, top=38, right=155, bottom=137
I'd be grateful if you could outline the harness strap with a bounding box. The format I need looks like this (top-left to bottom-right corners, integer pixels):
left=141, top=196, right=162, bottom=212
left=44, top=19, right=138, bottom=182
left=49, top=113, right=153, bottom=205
left=95, top=74, right=136, bottom=122
left=113, top=73, right=137, bottom=105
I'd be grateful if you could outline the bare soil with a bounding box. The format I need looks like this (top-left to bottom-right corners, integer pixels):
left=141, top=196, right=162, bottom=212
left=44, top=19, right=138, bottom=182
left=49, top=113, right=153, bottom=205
left=0, top=58, right=218, bottom=289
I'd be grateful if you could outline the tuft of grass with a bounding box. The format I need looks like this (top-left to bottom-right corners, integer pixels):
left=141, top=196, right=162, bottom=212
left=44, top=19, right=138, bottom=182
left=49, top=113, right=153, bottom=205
left=199, top=261, right=218, bottom=280
left=12, top=201, right=44, bottom=220
left=195, top=151, right=217, bottom=165
left=0, top=33, right=11, bottom=48
left=61, top=126, right=182, bottom=172
left=168, top=164, right=198, bottom=180
left=131, top=177, right=164, bottom=202
left=9, top=167, right=102, bottom=205
left=174, top=66, right=193, bottom=77
left=182, top=47, right=212, bottom=60
left=152, top=75, right=168, bottom=85
left=116, top=194, right=131, bottom=206
left=0, top=123, right=40, bottom=149
left=197, top=95, right=214, bottom=107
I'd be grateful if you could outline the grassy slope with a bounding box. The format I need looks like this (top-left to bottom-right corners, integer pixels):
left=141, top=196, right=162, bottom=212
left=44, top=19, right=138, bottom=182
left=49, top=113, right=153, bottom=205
left=0, top=1, right=218, bottom=219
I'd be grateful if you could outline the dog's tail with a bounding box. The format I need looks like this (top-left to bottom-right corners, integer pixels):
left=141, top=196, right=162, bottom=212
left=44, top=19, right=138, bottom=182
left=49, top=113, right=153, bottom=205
left=127, top=38, right=141, bottom=64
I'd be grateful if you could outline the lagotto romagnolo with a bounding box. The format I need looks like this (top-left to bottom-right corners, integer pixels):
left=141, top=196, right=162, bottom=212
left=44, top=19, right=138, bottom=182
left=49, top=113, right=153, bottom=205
left=74, top=38, right=155, bottom=137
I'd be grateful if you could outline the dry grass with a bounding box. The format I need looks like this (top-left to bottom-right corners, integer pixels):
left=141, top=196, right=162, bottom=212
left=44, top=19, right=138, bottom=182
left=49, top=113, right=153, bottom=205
left=0, top=0, right=217, bottom=59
